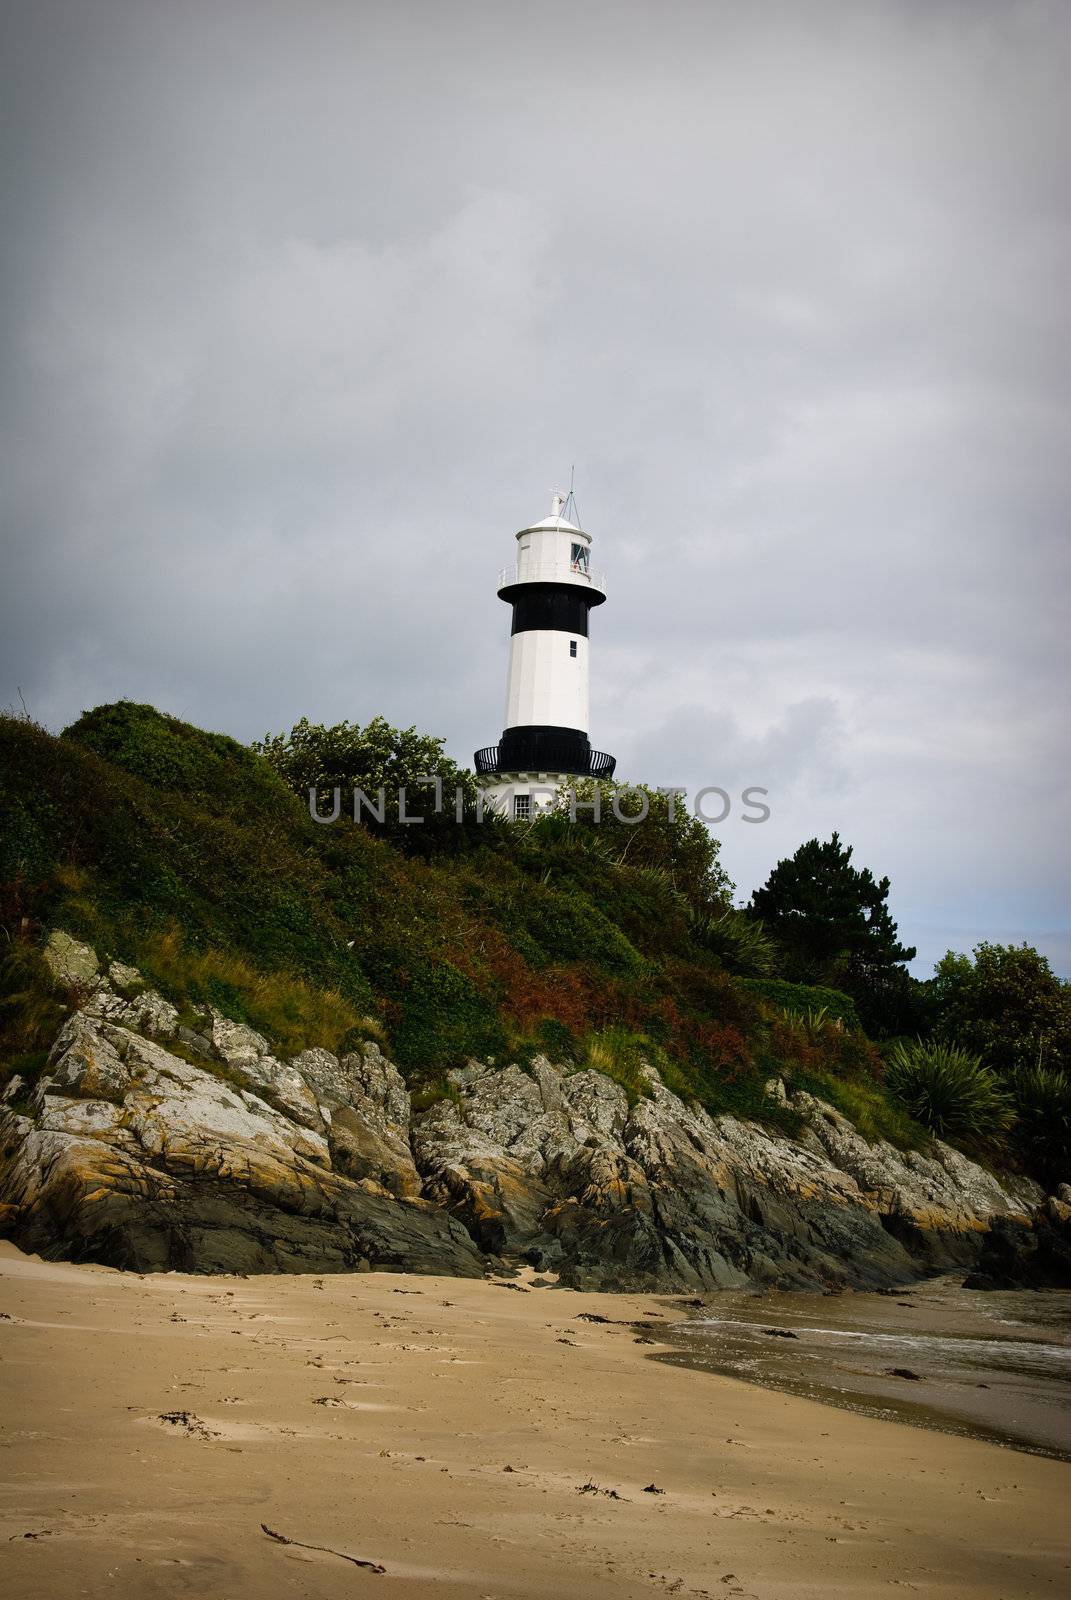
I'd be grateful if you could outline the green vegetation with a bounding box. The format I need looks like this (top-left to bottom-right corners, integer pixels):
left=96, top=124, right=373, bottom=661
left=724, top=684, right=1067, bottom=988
left=1010, top=1063, right=1071, bottom=1189
left=688, top=907, right=778, bottom=977
left=884, top=1039, right=1016, bottom=1145
left=750, top=832, right=920, bottom=1036
left=580, top=1026, right=654, bottom=1107
left=739, top=978, right=861, bottom=1030
left=0, top=940, right=70, bottom=1100
left=252, top=714, right=484, bottom=855
left=1, top=702, right=1066, bottom=1186
left=931, top=943, right=1071, bottom=1076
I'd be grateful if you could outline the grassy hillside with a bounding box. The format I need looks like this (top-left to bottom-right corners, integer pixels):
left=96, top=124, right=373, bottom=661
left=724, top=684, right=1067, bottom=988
left=0, top=703, right=916, bottom=1143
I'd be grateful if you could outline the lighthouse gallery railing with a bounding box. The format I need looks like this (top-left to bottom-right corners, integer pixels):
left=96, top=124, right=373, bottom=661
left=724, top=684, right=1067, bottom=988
left=474, top=745, right=617, bottom=780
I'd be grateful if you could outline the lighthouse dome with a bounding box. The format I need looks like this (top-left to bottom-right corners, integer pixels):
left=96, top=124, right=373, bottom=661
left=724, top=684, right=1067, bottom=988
left=520, top=493, right=582, bottom=536
left=500, top=493, right=603, bottom=603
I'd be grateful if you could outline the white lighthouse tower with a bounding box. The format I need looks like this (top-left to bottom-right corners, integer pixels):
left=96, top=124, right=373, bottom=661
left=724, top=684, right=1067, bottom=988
left=475, top=494, right=616, bottom=817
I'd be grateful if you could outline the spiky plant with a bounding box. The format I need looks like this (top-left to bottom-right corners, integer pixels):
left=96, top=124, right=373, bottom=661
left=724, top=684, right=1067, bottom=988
left=689, top=908, right=778, bottom=977
left=884, top=1039, right=1015, bottom=1143
left=1011, top=1061, right=1071, bottom=1188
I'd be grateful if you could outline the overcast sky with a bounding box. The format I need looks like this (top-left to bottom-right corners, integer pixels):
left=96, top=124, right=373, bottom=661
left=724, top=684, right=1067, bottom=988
left=2, top=0, right=1069, bottom=976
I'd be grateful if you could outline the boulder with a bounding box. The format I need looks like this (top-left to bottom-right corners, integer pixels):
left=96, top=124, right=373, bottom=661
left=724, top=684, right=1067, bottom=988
left=963, top=1202, right=1071, bottom=1290
left=293, top=1042, right=411, bottom=1130
left=43, top=931, right=101, bottom=989
left=412, top=1100, right=555, bottom=1254
left=0, top=1011, right=481, bottom=1279
left=327, top=1105, right=421, bottom=1199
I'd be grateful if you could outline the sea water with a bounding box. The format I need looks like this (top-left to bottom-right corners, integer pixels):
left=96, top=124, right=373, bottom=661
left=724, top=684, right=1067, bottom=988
left=656, top=1276, right=1071, bottom=1460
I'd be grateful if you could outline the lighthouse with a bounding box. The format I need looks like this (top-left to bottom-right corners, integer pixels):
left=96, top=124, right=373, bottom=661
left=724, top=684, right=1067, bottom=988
left=474, top=494, right=616, bottom=818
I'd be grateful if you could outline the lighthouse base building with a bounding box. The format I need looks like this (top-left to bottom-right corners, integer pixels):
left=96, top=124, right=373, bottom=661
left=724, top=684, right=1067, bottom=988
left=475, top=496, right=615, bottom=819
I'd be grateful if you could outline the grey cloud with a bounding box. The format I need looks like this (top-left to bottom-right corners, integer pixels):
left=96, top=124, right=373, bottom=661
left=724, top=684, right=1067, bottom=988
left=1, top=0, right=1069, bottom=976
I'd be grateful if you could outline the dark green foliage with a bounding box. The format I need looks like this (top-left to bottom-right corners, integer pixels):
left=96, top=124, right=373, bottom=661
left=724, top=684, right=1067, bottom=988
left=1009, top=1064, right=1071, bottom=1188
left=739, top=977, right=861, bottom=1030
left=254, top=714, right=488, bottom=855
left=2, top=702, right=1055, bottom=1180
left=750, top=833, right=918, bottom=1035
left=0, top=941, right=70, bottom=1091
left=2, top=713, right=381, bottom=1045
left=658, top=1048, right=805, bottom=1138
left=931, top=943, right=1071, bottom=1078
left=65, top=701, right=301, bottom=829
left=384, top=958, right=506, bottom=1073
left=513, top=884, right=644, bottom=975
left=884, top=1039, right=1016, bottom=1143
left=553, top=779, right=734, bottom=917
left=688, top=908, right=777, bottom=976
left=535, top=1018, right=579, bottom=1063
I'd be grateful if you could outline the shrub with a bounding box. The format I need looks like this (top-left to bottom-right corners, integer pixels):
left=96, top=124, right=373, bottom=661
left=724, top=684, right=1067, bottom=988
left=387, top=959, right=506, bottom=1072
left=64, top=701, right=299, bottom=830
left=1011, top=1063, right=1071, bottom=1188
left=688, top=908, right=777, bottom=976
left=536, top=1017, right=579, bottom=1063
left=932, top=943, right=1071, bottom=1077
left=884, top=1039, right=1015, bottom=1143
left=0, top=939, right=71, bottom=1090
left=741, top=977, right=860, bottom=1029
left=516, top=885, right=645, bottom=975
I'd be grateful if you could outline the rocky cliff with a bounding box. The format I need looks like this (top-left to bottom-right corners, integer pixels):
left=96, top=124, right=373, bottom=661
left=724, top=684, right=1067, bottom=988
left=0, top=934, right=1041, bottom=1289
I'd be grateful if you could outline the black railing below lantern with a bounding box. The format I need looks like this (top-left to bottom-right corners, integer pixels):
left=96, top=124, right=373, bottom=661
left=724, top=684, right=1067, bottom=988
left=474, top=733, right=616, bottom=780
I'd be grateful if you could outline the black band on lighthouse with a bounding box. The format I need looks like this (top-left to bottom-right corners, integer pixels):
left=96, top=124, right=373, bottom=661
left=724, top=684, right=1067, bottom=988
left=510, top=585, right=591, bottom=637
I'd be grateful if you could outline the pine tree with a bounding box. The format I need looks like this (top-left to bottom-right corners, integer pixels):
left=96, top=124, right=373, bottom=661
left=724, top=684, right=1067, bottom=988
left=750, top=833, right=918, bottom=1035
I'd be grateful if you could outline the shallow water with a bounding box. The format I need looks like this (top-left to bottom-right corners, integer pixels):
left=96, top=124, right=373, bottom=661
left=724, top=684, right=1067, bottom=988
left=654, top=1276, right=1071, bottom=1461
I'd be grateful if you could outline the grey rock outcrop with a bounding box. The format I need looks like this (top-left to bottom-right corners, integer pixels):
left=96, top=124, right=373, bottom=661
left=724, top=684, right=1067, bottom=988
left=0, top=935, right=1045, bottom=1287
left=42, top=931, right=101, bottom=989
left=409, top=1057, right=1040, bottom=1291
left=0, top=977, right=480, bottom=1278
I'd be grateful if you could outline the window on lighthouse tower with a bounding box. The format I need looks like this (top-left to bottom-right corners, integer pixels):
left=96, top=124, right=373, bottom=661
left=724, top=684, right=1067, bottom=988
left=569, top=640, right=577, bottom=657
left=570, top=543, right=589, bottom=574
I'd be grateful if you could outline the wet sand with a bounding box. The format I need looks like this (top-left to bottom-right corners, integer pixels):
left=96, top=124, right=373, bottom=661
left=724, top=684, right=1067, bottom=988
left=657, top=1278, right=1071, bottom=1463
left=1, top=1242, right=1069, bottom=1599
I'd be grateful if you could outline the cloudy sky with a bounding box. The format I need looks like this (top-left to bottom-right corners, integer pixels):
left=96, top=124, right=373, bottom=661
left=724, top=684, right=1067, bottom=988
left=2, top=0, right=1069, bottom=976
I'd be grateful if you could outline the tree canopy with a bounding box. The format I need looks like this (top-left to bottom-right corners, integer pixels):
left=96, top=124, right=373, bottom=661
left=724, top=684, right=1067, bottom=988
left=253, top=716, right=486, bottom=853
left=931, top=942, right=1071, bottom=1076
left=749, top=832, right=918, bottom=1035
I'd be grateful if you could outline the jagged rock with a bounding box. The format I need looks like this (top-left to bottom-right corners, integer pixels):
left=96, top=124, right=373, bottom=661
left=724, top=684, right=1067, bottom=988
left=47, top=1014, right=131, bottom=1101
left=175, top=1026, right=213, bottom=1059
left=963, top=1202, right=1071, bottom=1289
left=456, top=1064, right=544, bottom=1147
left=209, top=1010, right=271, bottom=1069
left=413, top=1100, right=555, bottom=1254
left=342, top=1043, right=412, bottom=1128
left=295, top=1043, right=411, bottom=1130
left=43, top=931, right=101, bottom=989
left=0, top=1009, right=481, bottom=1279
left=562, top=1069, right=630, bottom=1143
left=84, top=982, right=180, bottom=1038
left=327, top=1105, right=421, bottom=1198
left=0, top=933, right=1045, bottom=1289
left=231, top=1053, right=325, bottom=1132
left=796, top=1092, right=1038, bottom=1265
left=409, top=1057, right=1039, bottom=1292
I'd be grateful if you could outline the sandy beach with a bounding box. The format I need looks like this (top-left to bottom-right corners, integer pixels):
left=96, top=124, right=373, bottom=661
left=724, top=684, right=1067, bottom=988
left=1, top=1243, right=1068, bottom=1599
